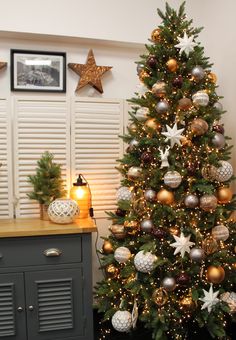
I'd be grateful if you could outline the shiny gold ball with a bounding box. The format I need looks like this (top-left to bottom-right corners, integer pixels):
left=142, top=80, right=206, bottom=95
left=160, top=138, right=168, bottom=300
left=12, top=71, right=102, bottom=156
left=152, top=288, right=168, bottom=306
left=191, top=118, right=208, bottom=136
left=179, top=295, right=196, bottom=312
left=178, top=98, right=192, bottom=110
left=217, top=187, right=233, bottom=204
left=145, top=118, right=160, bottom=130
left=157, top=189, right=174, bottom=205
left=208, top=72, right=217, bottom=84
left=102, top=240, right=113, bottom=254
left=202, top=236, right=218, bottom=255
left=139, top=69, right=150, bottom=82
left=151, top=28, right=161, bottom=43
left=105, top=264, right=119, bottom=278
left=206, top=265, right=225, bottom=284
left=169, top=226, right=180, bottom=236
left=166, top=58, right=178, bottom=72
left=110, top=225, right=126, bottom=240
left=128, top=122, right=137, bottom=133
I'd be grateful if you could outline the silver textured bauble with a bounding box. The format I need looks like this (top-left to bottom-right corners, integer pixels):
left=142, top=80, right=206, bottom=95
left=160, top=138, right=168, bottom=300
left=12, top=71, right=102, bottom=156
left=134, top=250, right=157, bottom=273
left=192, top=91, right=209, bottom=107
left=127, top=167, right=142, bottom=180
left=156, top=100, right=169, bottom=114
left=116, top=186, right=132, bottom=202
left=184, top=194, right=199, bottom=208
left=163, top=171, right=182, bottom=188
left=136, top=107, right=149, bottom=121
left=189, top=247, right=205, bottom=262
left=112, top=310, right=132, bottom=332
left=212, top=133, right=225, bottom=149
left=191, top=65, right=205, bottom=81
left=114, top=247, right=131, bottom=263
left=210, top=161, right=233, bottom=182
left=129, top=139, right=139, bottom=149
left=136, top=64, right=144, bottom=75
left=162, top=277, right=176, bottom=291
left=140, top=219, right=154, bottom=232
left=200, top=194, right=218, bottom=211
left=211, top=224, right=229, bottom=241
left=144, top=189, right=157, bottom=202
left=213, top=102, right=223, bottom=112
left=220, top=292, right=236, bottom=313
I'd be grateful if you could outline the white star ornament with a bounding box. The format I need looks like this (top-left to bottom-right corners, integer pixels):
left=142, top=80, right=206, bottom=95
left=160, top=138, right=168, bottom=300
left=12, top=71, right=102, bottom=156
left=161, top=123, right=184, bottom=148
left=199, top=284, right=220, bottom=313
left=175, top=32, right=197, bottom=57
left=170, top=232, right=194, bottom=258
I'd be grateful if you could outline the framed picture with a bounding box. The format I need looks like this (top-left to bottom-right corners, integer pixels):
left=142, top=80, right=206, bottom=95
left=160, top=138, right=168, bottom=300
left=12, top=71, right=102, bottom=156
left=11, top=49, right=66, bottom=92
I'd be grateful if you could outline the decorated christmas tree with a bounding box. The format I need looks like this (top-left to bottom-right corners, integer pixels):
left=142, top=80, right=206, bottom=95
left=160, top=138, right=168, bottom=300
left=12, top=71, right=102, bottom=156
left=95, top=3, right=236, bottom=339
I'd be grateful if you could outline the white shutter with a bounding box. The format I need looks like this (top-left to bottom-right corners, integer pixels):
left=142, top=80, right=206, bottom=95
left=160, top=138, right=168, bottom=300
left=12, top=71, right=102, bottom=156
left=71, top=98, right=124, bottom=218
left=13, top=97, right=70, bottom=218
left=0, top=98, right=13, bottom=218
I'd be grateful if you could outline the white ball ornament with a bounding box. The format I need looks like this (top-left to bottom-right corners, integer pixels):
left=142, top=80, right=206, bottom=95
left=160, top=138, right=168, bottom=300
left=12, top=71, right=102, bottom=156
left=164, top=171, right=182, bottom=188
left=48, top=199, right=79, bottom=224
left=114, top=247, right=131, bottom=263
left=211, top=161, right=233, bottom=182
left=111, top=310, right=132, bottom=332
left=134, top=250, right=157, bottom=273
left=211, top=224, right=229, bottom=241
left=136, top=107, right=149, bottom=121
left=127, top=166, right=142, bottom=180
left=116, top=187, right=132, bottom=202
left=192, top=91, right=209, bottom=107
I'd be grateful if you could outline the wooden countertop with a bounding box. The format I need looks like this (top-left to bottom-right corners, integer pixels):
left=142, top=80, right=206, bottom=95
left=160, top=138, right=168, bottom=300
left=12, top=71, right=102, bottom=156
left=0, top=218, right=97, bottom=238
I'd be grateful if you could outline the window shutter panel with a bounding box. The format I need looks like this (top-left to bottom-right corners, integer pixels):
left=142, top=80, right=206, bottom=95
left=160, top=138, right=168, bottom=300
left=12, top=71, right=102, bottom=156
left=71, top=98, right=124, bottom=218
left=0, top=98, right=13, bottom=218
left=13, top=97, right=70, bottom=218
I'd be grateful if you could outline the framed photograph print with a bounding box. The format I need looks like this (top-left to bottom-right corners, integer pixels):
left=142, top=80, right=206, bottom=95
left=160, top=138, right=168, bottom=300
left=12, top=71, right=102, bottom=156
left=11, top=49, right=66, bottom=92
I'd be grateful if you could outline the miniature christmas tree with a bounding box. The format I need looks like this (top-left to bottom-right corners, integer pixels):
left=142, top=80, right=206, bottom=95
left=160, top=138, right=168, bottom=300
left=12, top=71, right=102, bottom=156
left=95, top=2, right=236, bottom=339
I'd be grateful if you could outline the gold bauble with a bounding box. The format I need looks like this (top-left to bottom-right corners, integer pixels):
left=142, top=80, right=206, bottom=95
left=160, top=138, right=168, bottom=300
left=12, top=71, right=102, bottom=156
left=208, top=72, right=217, bottom=84
left=151, top=28, right=161, bottom=43
left=178, top=98, right=192, bottom=111
left=166, top=58, right=178, bottom=72
left=169, top=226, right=180, bottom=236
left=139, top=69, right=150, bottom=82
left=110, top=225, right=127, bottom=240
left=217, top=187, right=233, bottom=204
left=152, top=288, right=168, bottom=306
left=202, top=236, right=218, bottom=255
left=102, top=240, right=114, bottom=254
left=191, top=118, right=208, bottom=136
left=145, top=118, right=160, bottom=130
left=206, top=265, right=225, bottom=284
left=157, top=189, right=174, bottom=205
left=105, top=264, right=119, bottom=278
left=128, top=122, right=137, bottom=133
left=179, top=295, right=196, bottom=312
left=181, top=136, right=192, bottom=147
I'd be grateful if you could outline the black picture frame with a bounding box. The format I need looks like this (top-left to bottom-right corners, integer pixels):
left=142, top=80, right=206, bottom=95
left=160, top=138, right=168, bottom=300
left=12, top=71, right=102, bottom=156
left=11, top=49, right=66, bottom=92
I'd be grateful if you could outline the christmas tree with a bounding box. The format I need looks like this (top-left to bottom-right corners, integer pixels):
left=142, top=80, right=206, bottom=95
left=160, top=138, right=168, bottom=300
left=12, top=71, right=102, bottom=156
left=95, top=3, right=236, bottom=339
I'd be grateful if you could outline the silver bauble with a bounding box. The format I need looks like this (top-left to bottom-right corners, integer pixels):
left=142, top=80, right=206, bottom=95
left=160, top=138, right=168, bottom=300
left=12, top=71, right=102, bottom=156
left=162, top=277, right=176, bottom=291
left=127, top=166, right=142, bottom=180
left=200, top=194, right=218, bottom=211
left=114, top=246, right=131, bottom=263
left=191, top=65, right=205, bottom=81
left=210, top=161, right=233, bottom=182
left=156, top=100, right=169, bottom=114
left=192, top=91, right=209, bottom=107
left=213, top=102, right=223, bottom=112
left=134, top=250, right=157, bottom=273
left=163, top=171, right=182, bottom=188
left=212, top=133, right=225, bottom=149
left=116, top=186, right=132, bottom=202
left=136, top=107, right=149, bottom=121
left=140, top=219, right=154, bottom=232
left=189, top=247, right=205, bottom=262
left=220, top=292, right=236, bottom=313
left=136, top=64, right=144, bottom=75
left=211, top=224, right=229, bottom=241
left=112, top=310, right=132, bottom=332
left=129, top=139, right=139, bottom=149
left=184, top=194, right=199, bottom=208
left=144, top=189, right=157, bottom=202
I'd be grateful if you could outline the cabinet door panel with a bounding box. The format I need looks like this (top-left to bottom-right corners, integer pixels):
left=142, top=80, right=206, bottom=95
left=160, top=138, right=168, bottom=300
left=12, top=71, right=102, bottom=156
left=0, top=273, right=26, bottom=340
left=25, top=268, right=84, bottom=340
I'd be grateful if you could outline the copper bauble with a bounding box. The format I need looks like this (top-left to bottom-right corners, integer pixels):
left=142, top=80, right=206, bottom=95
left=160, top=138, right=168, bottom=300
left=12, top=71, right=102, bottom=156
left=152, top=81, right=166, bottom=97
left=110, top=225, right=126, bottom=239
left=200, top=194, right=217, bottom=211
left=152, top=288, right=168, bottom=306
left=151, top=28, right=161, bottom=42
left=202, top=236, right=218, bottom=255
left=106, top=264, right=119, bottom=278
left=178, top=98, right=192, bottom=110
left=139, top=70, right=150, bottom=82
left=166, top=58, right=178, bottom=72
left=206, top=265, right=225, bottom=284
left=169, top=226, right=180, bottom=236
left=145, top=118, right=160, bottom=130
left=102, top=240, right=113, bottom=254
left=157, top=189, right=174, bottom=205
left=217, top=187, right=233, bottom=204
left=179, top=295, right=196, bottom=312
left=191, top=118, right=208, bottom=136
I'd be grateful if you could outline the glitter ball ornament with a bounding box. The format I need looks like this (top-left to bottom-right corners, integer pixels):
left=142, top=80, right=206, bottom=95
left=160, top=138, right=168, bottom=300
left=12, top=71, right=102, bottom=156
left=178, top=98, right=192, bottom=110
left=180, top=295, right=196, bottom=312
left=134, top=250, right=157, bottom=273
left=191, top=65, right=205, bottom=81
left=166, top=58, right=178, bottom=72
left=189, top=247, right=205, bottom=262
left=144, top=189, right=157, bottom=202
left=151, top=28, right=161, bottom=42
left=140, top=219, right=154, bottom=233
left=211, top=161, right=233, bottom=182
left=152, top=288, right=168, bottom=306
left=128, top=166, right=142, bottom=180
left=141, top=151, right=154, bottom=163
left=112, top=310, right=132, bottom=332
left=124, top=220, right=139, bottom=236
left=114, top=247, right=131, bottom=263
left=152, top=81, right=166, bottom=97
left=139, top=70, right=150, bottom=82
left=202, top=236, right=218, bottom=255
left=163, top=171, right=182, bottom=188
left=200, top=194, right=217, bottom=211
left=116, top=186, right=132, bottom=202
left=191, top=118, right=208, bottom=136
left=220, top=292, right=236, bottom=313
left=145, top=118, right=160, bottom=130
left=212, top=133, right=225, bottom=149
left=172, top=75, right=183, bottom=88
left=157, top=189, right=174, bottom=205
left=201, top=165, right=214, bottom=181
left=211, top=224, right=229, bottom=241
left=176, top=272, right=190, bottom=285
left=207, top=265, right=225, bottom=284
left=213, top=124, right=224, bottom=135
left=162, top=277, right=176, bottom=291
left=147, top=55, right=157, bottom=68
left=106, top=264, right=119, bottom=278
left=102, top=240, right=113, bottom=254
left=156, top=100, right=169, bottom=114
left=184, top=194, right=199, bottom=208
left=136, top=107, right=149, bottom=121
left=192, top=91, right=209, bottom=107
left=213, top=102, right=223, bottom=112
left=110, top=225, right=126, bottom=240
left=217, top=187, right=233, bottom=204
left=152, top=227, right=167, bottom=239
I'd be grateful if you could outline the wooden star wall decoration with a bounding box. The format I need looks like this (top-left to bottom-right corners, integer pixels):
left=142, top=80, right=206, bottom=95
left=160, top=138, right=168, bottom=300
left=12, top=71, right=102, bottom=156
left=0, top=62, right=7, bottom=71
left=68, top=49, right=112, bottom=94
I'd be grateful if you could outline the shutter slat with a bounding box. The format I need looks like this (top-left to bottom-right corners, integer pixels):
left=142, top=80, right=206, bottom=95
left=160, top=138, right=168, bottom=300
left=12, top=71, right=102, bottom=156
left=0, top=284, right=15, bottom=337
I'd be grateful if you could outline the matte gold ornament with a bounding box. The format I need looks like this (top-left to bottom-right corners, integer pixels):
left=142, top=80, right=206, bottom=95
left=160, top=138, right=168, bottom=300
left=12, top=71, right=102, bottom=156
left=211, top=224, right=229, bottom=241
left=114, top=246, right=131, bottom=263
left=152, top=81, right=166, bottom=97
left=68, top=49, right=112, bottom=93
left=151, top=28, right=161, bottom=42
left=166, top=58, right=178, bottom=72
left=0, top=62, right=7, bottom=70
left=217, top=187, right=233, bottom=204
left=139, top=69, right=150, bottom=82
left=207, top=265, right=225, bottom=284
left=102, top=240, right=113, bottom=254
left=202, top=236, right=218, bottom=255
left=178, top=98, right=192, bottom=110
left=208, top=72, right=217, bottom=84
left=200, top=194, right=217, bottom=211
left=179, top=295, right=196, bottom=312
left=191, top=118, right=208, bottom=136
left=157, top=189, right=174, bottom=205
left=105, top=264, right=119, bottom=278
left=192, top=90, right=209, bottom=107
left=163, top=171, right=182, bottom=188
left=110, top=225, right=126, bottom=239
left=152, top=288, right=168, bottom=306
